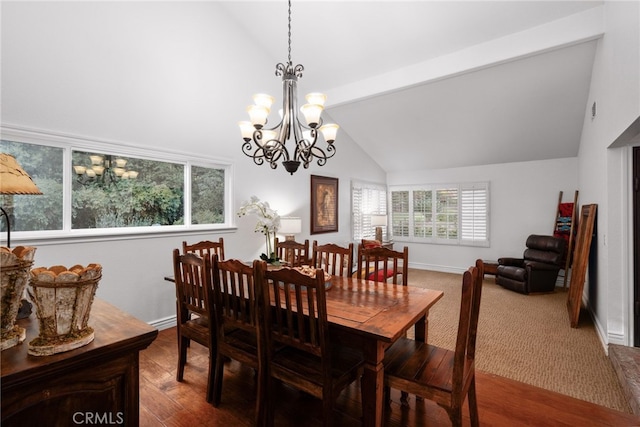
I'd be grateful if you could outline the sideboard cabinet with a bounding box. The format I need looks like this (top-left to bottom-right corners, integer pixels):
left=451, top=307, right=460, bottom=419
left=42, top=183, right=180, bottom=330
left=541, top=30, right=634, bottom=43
left=1, top=298, right=158, bottom=426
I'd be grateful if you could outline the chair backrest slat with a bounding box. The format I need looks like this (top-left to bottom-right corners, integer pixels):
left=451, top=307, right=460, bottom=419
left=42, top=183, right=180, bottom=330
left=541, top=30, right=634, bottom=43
left=172, top=249, right=212, bottom=320
left=257, top=262, right=328, bottom=359
left=311, top=241, right=354, bottom=277
left=274, top=238, right=310, bottom=266
left=183, top=238, right=225, bottom=261
left=356, top=244, right=409, bottom=285
left=212, top=257, right=259, bottom=333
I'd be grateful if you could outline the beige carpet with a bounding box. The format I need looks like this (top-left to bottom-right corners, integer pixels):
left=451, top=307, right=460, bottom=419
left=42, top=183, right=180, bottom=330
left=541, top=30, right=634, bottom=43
left=406, top=268, right=632, bottom=413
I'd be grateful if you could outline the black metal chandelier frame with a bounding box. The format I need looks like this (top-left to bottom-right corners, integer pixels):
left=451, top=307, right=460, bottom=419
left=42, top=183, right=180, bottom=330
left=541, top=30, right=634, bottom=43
left=239, top=0, right=338, bottom=175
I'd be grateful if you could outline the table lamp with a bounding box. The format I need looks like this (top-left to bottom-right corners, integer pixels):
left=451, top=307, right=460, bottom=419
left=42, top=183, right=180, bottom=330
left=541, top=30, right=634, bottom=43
left=1, top=153, right=43, bottom=247
left=279, top=217, right=302, bottom=241
left=370, top=214, right=388, bottom=243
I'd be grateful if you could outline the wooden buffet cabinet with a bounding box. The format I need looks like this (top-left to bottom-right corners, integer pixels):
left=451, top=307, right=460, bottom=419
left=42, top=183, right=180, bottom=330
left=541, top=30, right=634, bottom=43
left=1, top=298, right=158, bottom=426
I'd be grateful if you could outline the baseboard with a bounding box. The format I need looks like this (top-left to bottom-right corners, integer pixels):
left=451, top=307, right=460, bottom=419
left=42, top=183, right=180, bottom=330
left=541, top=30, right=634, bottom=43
left=408, top=262, right=467, bottom=274
left=150, top=315, right=177, bottom=331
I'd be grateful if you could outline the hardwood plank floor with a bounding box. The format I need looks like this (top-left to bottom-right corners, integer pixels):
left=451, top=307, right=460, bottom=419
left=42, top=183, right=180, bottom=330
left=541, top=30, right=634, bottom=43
left=140, top=328, right=640, bottom=426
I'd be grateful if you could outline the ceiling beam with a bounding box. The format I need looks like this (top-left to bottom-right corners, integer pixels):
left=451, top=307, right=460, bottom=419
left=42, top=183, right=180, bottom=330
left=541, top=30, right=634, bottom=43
left=325, top=5, right=604, bottom=108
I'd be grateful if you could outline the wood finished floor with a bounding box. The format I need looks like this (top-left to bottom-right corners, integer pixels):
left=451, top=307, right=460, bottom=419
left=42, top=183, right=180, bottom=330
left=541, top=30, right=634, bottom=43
left=140, top=328, right=640, bottom=426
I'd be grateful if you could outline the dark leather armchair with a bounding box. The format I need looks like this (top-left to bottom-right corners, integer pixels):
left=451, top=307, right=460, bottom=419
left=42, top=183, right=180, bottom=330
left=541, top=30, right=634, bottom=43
left=496, top=234, right=567, bottom=294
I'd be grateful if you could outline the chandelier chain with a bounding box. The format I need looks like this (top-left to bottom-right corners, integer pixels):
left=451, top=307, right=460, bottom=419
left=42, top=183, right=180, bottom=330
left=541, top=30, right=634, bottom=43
left=287, top=0, right=292, bottom=65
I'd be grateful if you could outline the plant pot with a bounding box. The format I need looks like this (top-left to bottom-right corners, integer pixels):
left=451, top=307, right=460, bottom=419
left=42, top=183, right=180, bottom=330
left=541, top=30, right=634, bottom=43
left=28, top=263, right=101, bottom=356
left=1, top=246, right=36, bottom=351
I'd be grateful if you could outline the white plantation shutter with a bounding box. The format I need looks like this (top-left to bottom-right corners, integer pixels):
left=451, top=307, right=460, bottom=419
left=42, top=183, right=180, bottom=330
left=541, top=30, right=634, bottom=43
left=389, top=182, right=489, bottom=247
left=351, top=181, right=387, bottom=240
left=435, top=188, right=458, bottom=240
left=391, top=190, right=410, bottom=238
left=460, top=183, right=489, bottom=244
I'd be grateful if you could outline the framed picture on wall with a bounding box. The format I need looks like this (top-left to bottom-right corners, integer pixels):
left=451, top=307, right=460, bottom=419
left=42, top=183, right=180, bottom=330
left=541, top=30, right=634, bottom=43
left=310, top=175, right=338, bottom=234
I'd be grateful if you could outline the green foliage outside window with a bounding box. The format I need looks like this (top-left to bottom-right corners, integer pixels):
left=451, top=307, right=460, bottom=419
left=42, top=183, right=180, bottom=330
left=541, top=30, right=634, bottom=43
left=1, top=140, right=63, bottom=232
left=71, top=150, right=185, bottom=228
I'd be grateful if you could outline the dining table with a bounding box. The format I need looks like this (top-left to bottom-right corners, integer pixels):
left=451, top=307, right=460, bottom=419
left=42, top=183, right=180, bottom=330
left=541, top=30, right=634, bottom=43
left=164, top=268, right=443, bottom=427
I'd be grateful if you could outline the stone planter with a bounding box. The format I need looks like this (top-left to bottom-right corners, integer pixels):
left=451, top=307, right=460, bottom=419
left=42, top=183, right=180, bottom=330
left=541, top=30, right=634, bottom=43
left=1, top=246, right=36, bottom=351
left=28, top=263, right=101, bottom=356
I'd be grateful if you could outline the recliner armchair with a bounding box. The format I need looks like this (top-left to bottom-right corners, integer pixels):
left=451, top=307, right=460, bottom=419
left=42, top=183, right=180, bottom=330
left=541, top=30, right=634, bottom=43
left=496, top=234, right=567, bottom=294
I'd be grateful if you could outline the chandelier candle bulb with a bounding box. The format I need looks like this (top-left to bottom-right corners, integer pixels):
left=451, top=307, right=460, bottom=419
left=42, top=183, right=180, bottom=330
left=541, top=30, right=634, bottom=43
left=319, top=124, right=339, bottom=143
left=253, top=93, right=275, bottom=109
left=300, top=103, right=323, bottom=128
left=89, top=155, right=103, bottom=165
left=261, top=130, right=278, bottom=147
left=239, top=121, right=255, bottom=141
left=247, top=105, right=269, bottom=128
left=305, top=93, right=327, bottom=106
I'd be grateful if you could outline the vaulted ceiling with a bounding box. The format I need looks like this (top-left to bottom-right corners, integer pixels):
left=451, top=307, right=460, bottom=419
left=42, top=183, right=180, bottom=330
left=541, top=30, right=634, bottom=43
left=220, top=1, right=603, bottom=172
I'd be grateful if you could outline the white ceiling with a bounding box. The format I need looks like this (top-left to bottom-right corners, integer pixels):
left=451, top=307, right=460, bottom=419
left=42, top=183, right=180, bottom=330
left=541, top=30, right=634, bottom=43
left=219, top=1, right=603, bottom=172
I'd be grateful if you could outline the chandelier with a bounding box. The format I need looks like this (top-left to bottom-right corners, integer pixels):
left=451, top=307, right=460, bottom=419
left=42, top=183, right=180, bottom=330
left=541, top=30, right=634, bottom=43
left=73, top=154, right=138, bottom=187
left=238, top=0, right=339, bottom=175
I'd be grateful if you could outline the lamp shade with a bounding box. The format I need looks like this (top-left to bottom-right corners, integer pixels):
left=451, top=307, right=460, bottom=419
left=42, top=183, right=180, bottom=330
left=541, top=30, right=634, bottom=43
left=370, top=214, right=388, bottom=227
left=279, top=217, right=302, bottom=235
left=0, top=153, right=42, bottom=195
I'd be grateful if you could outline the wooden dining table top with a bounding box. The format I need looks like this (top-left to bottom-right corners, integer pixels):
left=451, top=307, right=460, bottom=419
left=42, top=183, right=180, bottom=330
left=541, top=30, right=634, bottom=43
left=165, top=270, right=443, bottom=342
left=321, top=275, right=443, bottom=343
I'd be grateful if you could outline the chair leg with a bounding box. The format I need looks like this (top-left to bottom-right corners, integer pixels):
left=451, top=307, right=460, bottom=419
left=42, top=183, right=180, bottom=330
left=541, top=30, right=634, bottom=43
left=205, top=347, right=215, bottom=403
left=212, top=353, right=225, bottom=407
left=264, top=376, right=275, bottom=427
left=468, top=377, right=479, bottom=427
left=446, top=405, right=463, bottom=427
left=384, top=385, right=391, bottom=407
left=322, top=391, right=334, bottom=427
left=255, top=366, right=267, bottom=427
left=176, top=336, right=188, bottom=382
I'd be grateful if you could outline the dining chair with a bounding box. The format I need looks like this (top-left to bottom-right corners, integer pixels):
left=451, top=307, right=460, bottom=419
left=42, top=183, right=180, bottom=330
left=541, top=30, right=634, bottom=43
left=383, top=261, right=484, bottom=427
left=311, top=241, right=354, bottom=277
left=210, top=256, right=263, bottom=416
left=356, top=244, right=409, bottom=285
left=172, top=248, right=216, bottom=403
left=183, top=237, right=225, bottom=260
left=255, top=261, right=364, bottom=427
left=274, top=237, right=310, bottom=266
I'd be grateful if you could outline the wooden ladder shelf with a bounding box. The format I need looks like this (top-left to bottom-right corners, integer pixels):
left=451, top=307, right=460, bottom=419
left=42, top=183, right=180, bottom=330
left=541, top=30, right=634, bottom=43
left=554, top=190, right=579, bottom=289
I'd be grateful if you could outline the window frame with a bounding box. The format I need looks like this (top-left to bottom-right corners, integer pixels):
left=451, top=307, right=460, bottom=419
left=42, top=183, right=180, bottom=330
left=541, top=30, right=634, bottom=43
left=389, top=182, right=490, bottom=247
left=1, top=126, right=235, bottom=243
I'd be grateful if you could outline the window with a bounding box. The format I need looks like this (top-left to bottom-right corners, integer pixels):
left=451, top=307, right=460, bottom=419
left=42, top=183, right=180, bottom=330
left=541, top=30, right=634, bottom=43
left=71, top=150, right=186, bottom=229
left=0, top=140, right=63, bottom=232
left=351, top=181, right=387, bottom=241
left=1, top=129, right=231, bottom=239
left=390, top=182, right=489, bottom=247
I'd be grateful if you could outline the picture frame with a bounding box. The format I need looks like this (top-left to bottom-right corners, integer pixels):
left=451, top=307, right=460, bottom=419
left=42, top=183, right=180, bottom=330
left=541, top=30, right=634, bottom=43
left=310, top=175, right=338, bottom=234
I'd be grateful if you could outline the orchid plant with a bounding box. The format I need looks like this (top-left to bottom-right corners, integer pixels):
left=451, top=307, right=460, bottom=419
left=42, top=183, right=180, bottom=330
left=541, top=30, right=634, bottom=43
left=237, top=196, right=281, bottom=263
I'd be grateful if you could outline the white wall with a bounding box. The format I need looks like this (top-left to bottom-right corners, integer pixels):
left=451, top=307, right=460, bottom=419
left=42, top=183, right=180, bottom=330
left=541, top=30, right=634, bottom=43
left=387, top=157, right=578, bottom=273
left=1, top=2, right=386, bottom=325
left=577, top=0, right=640, bottom=345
